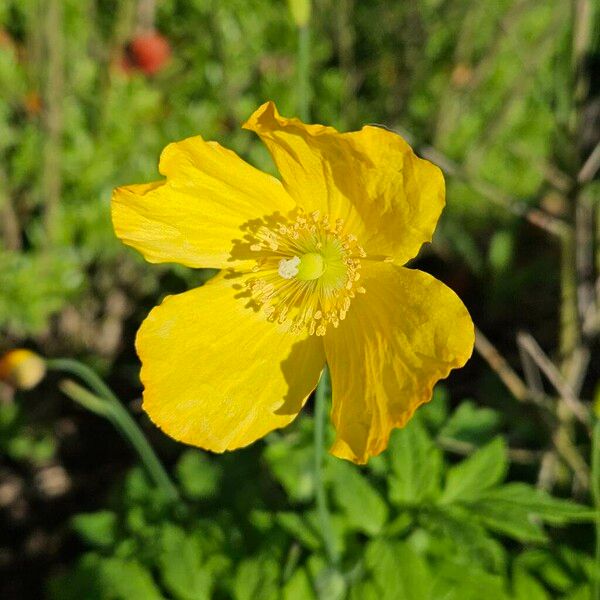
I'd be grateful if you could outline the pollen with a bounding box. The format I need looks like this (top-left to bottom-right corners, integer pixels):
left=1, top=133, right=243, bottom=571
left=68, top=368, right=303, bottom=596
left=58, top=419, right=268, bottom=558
left=245, top=209, right=366, bottom=335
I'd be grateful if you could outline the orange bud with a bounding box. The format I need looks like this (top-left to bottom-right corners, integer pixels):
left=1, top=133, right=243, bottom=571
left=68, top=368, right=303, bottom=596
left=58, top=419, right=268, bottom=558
left=0, top=349, right=46, bottom=390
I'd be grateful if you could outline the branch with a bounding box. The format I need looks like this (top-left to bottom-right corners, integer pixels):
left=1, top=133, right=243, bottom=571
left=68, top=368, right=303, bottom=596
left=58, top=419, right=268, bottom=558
left=419, top=145, right=571, bottom=238
left=516, top=331, right=591, bottom=431
left=474, top=327, right=532, bottom=404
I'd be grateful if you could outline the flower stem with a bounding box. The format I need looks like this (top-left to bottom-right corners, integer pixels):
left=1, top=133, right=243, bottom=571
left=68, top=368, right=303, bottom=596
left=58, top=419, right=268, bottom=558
left=297, top=23, right=310, bottom=121
left=48, top=359, right=179, bottom=502
left=592, top=420, right=600, bottom=600
left=314, top=366, right=339, bottom=566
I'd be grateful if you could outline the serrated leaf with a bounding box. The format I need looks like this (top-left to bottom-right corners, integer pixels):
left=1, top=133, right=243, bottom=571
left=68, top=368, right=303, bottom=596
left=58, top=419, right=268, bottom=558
left=470, top=500, right=548, bottom=543
left=423, top=506, right=506, bottom=572
left=157, top=524, right=217, bottom=600
left=233, top=556, right=280, bottom=600
left=329, top=460, right=388, bottom=535
left=176, top=450, right=221, bottom=500
left=49, top=553, right=164, bottom=600
left=283, top=567, right=316, bottom=600
left=439, top=401, right=502, bottom=444
left=387, top=418, right=443, bottom=505
left=432, top=560, right=509, bottom=600
left=478, top=484, right=596, bottom=524
left=276, top=512, right=321, bottom=550
left=71, top=511, right=118, bottom=549
left=441, top=437, right=508, bottom=504
left=419, top=385, right=450, bottom=433
left=314, top=568, right=347, bottom=600
left=365, top=539, right=432, bottom=600
left=264, top=428, right=315, bottom=502
left=348, top=580, right=380, bottom=600
left=512, top=566, right=550, bottom=600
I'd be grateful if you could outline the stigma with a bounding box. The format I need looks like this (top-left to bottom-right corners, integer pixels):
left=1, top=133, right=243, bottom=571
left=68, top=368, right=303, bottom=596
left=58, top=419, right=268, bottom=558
left=244, top=209, right=367, bottom=336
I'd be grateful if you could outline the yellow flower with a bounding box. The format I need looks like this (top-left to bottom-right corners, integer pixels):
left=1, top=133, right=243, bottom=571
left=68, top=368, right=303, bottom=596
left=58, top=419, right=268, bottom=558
left=0, top=349, right=46, bottom=390
left=111, top=102, right=474, bottom=464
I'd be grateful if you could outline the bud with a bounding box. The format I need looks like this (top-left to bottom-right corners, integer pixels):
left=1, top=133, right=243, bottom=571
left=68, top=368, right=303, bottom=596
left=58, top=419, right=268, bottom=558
left=287, top=0, right=311, bottom=27
left=0, top=350, right=46, bottom=390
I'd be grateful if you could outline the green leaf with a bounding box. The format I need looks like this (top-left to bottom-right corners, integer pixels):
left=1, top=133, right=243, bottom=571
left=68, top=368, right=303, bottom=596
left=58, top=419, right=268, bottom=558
left=276, top=512, right=321, bottom=550
left=283, top=567, right=316, bottom=600
left=512, top=566, right=550, bottom=600
left=441, top=437, right=508, bottom=504
left=432, top=561, right=509, bottom=600
left=264, top=422, right=315, bottom=502
left=488, top=230, right=514, bottom=273
left=176, top=450, right=221, bottom=500
left=233, top=556, right=280, bottom=600
left=438, top=401, right=502, bottom=445
left=516, top=549, right=574, bottom=592
left=329, top=459, right=388, bottom=535
left=157, top=524, right=216, bottom=600
left=365, top=539, right=432, bottom=600
left=71, top=511, right=118, bottom=549
left=314, top=568, right=347, bottom=600
left=470, top=500, right=548, bottom=543
left=423, top=506, right=506, bottom=572
left=49, top=553, right=164, bottom=600
left=419, top=385, right=450, bottom=433
left=387, top=418, right=443, bottom=505
left=477, top=484, right=596, bottom=523
left=348, top=580, right=380, bottom=600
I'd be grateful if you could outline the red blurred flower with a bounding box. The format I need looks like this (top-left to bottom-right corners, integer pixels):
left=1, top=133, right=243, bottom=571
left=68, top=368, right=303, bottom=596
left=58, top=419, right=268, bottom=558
left=124, top=33, right=171, bottom=75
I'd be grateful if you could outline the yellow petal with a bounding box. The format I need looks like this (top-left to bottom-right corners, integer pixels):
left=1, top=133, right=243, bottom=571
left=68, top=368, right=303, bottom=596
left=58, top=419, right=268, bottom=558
left=112, top=137, right=295, bottom=269
left=243, top=102, right=444, bottom=264
left=323, top=262, right=474, bottom=464
left=137, top=273, right=325, bottom=452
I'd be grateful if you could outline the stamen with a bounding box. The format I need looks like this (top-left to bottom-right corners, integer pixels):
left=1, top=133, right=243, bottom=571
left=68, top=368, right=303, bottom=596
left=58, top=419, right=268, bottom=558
left=242, top=210, right=367, bottom=335
left=278, top=256, right=301, bottom=279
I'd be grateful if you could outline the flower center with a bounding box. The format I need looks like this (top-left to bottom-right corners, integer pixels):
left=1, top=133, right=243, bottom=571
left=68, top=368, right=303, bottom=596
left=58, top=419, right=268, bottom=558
left=245, top=209, right=366, bottom=336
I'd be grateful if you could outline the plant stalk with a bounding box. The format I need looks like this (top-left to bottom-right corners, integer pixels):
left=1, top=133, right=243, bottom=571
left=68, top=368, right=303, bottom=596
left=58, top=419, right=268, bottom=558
left=297, top=24, right=310, bottom=121
left=49, top=360, right=179, bottom=502
left=314, top=367, right=339, bottom=566
left=592, top=420, right=600, bottom=600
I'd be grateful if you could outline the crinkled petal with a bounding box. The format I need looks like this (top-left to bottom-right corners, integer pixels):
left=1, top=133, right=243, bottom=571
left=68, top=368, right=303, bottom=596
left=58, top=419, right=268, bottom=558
left=323, top=262, right=474, bottom=464
left=137, top=273, right=325, bottom=452
left=112, top=137, right=295, bottom=269
left=243, top=102, right=444, bottom=264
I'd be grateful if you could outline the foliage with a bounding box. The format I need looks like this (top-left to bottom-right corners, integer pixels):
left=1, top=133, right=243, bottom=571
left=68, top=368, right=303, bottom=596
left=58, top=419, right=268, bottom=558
left=48, top=394, right=597, bottom=600
left=0, top=0, right=599, bottom=598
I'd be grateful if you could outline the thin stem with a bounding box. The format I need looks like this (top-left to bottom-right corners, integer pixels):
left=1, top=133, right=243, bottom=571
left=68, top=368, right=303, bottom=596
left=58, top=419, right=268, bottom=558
left=517, top=332, right=591, bottom=430
left=48, top=358, right=120, bottom=405
left=592, top=420, right=600, bottom=600
left=297, top=24, right=310, bottom=121
left=314, top=367, right=338, bottom=566
left=49, top=360, right=179, bottom=502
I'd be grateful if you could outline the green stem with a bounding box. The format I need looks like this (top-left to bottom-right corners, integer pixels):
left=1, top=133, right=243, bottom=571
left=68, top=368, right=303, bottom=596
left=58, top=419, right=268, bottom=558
left=297, top=24, right=310, bottom=121
left=592, top=420, right=600, bottom=600
left=49, top=359, right=179, bottom=502
left=314, top=367, right=339, bottom=566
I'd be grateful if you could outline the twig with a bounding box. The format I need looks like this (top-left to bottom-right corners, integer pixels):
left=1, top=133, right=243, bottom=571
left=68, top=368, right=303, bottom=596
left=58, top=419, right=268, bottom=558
left=437, top=436, right=543, bottom=465
left=136, top=0, right=157, bottom=35
left=578, top=141, right=600, bottom=183
left=576, top=189, right=596, bottom=334
left=419, top=145, right=571, bottom=238
left=474, top=327, right=532, bottom=404
left=552, top=428, right=590, bottom=490
left=517, top=339, right=544, bottom=396
left=516, top=332, right=591, bottom=430
left=537, top=451, right=558, bottom=491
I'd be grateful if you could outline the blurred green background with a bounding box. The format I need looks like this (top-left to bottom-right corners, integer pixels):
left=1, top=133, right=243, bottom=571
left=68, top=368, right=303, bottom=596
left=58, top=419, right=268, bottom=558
left=1, top=0, right=600, bottom=598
